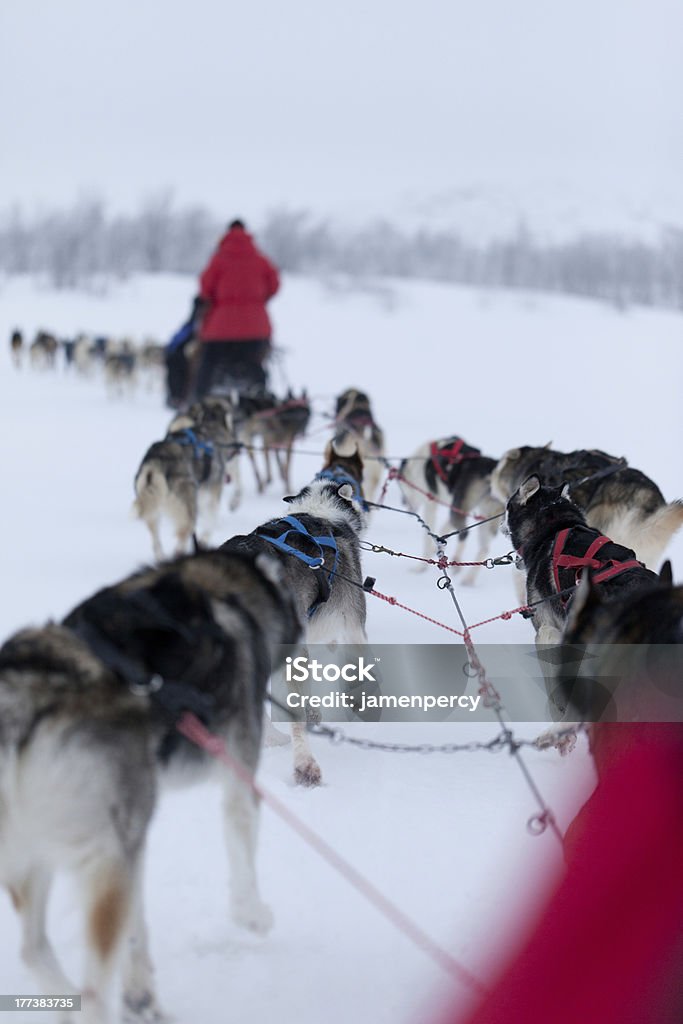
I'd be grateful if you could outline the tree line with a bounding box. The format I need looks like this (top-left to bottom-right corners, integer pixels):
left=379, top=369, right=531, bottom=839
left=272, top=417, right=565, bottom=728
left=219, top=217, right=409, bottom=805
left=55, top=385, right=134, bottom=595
left=1, top=195, right=681, bottom=312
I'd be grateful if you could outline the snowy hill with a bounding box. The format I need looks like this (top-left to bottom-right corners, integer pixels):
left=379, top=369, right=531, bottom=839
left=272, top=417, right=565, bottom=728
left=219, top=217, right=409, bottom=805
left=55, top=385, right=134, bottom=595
left=0, top=273, right=681, bottom=1023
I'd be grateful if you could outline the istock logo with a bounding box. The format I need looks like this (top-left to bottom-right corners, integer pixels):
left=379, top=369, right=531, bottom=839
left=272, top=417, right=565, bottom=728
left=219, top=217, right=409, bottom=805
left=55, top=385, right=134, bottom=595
left=285, top=656, right=377, bottom=683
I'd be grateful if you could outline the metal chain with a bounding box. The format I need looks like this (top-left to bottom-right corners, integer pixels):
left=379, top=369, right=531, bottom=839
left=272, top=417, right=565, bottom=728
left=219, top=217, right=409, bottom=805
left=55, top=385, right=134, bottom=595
left=308, top=722, right=511, bottom=754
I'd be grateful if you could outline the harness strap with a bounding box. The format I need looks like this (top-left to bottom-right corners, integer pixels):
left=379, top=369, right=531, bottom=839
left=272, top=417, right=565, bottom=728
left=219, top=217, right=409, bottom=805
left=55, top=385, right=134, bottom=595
left=429, top=438, right=481, bottom=485
left=552, top=528, right=643, bottom=598
left=173, top=428, right=215, bottom=458
left=257, top=515, right=339, bottom=617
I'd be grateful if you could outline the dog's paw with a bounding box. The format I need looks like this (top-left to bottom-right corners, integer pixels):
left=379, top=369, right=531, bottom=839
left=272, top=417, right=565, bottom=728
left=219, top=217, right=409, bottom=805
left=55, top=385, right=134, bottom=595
left=535, top=728, right=578, bottom=757
left=231, top=896, right=274, bottom=935
left=294, top=758, right=322, bottom=787
left=122, top=990, right=170, bottom=1024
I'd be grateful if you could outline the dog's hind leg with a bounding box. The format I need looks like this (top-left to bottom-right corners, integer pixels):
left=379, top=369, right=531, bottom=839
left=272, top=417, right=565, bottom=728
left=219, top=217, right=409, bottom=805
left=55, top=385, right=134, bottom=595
left=246, top=444, right=265, bottom=493
left=198, top=482, right=222, bottom=547
left=79, top=856, right=136, bottom=1024
left=221, top=753, right=273, bottom=935
left=14, top=868, right=76, bottom=1003
left=227, top=454, right=242, bottom=511
left=145, top=518, right=164, bottom=562
left=121, top=856, right=167, bottom=1024
left=168, top=484, right=197, bottom=556
left=274, top=444, right=290, bottom=491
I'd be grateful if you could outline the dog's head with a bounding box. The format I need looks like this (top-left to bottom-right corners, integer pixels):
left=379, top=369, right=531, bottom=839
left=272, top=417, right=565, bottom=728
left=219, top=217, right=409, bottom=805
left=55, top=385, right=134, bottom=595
left=282, top=441, right=367, bottom=533
left=490, top=443, right=554, bottom=503
left=335, top=387, right=373, bottom=417
left=198, top=394, right=235, bottom=434
left=503, top=475, right=581, bottom=553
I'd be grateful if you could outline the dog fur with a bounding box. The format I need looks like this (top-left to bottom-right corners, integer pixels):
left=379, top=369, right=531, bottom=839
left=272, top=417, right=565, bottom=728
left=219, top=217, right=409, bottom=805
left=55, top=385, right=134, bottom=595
left=10, top=329, right=23, bottom=369
left=503, top=475, right=664, bottom=647
left=492, top=445, right=683, bottom=570
left=222, top=442, right=368, bottom=785
left=234, top=388, right=311, bottom=499
left=133, top=396, right=238, bottom=559
left=398, top=436, right=503, bottom=583
left=0, top=547, right=301, bottom=1023
left=332, top=388, right=385, bottom=502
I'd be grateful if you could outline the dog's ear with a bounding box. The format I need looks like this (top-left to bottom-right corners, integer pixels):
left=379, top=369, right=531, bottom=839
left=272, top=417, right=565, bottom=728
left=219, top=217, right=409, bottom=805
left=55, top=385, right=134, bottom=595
left=338, top=483, right=355, bottom=502
left=517, top=475, right=541, bottom=505
left=282, top=494, right=296, bottom=503
left=659, top=560, right=674, bottom=587
left=560, top=483, right=572, bottom=500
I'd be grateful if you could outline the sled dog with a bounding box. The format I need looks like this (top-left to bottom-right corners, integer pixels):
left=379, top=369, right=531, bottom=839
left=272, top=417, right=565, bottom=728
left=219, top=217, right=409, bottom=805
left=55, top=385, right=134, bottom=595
left=332, top=388, right=385, bottom=502
left=222, top=442, right=368, bottom=785
left=234, top=388, right=311, bottom=498
left=492, top=445, right=683, bottom=569
left=504, top=475, right=663, bottom=647
left=398, top=436, right=503, bottom=583
left=9, top=329, right=23, bottom=368
left=0, top=547, right=300, bottom=1024
left=133, top=396, right=238, bottom=558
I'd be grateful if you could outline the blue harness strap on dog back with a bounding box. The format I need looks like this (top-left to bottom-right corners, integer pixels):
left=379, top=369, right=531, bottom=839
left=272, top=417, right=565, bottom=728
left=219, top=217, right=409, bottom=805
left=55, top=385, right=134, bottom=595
left=257, top=514, right=339, bottom=617
left=174, top=428, right=215, bottom=458
left=315, top=468, right=368, bottom=510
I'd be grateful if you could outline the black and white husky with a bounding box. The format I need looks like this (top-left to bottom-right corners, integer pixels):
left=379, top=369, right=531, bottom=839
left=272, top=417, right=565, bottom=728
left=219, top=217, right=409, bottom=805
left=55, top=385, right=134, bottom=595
left=504, top=475, right=663, bottom=646
left=0, top=547, right=301, bottom=1024
left=492, top=445, right=683, bottom=570
left=223, top=442, right=369, bottom=785
left=398, top=436, right=503, bottom=583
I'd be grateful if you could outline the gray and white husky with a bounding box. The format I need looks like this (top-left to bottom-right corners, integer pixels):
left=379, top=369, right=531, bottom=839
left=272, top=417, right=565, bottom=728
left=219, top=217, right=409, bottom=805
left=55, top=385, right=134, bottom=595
left=133, top=396, right=239, bottom=559
left=332, top=388, right=385, bottom=502
left=0, top=547, right=300, bottom=1024
left=223, top=442, right=369, bottom=786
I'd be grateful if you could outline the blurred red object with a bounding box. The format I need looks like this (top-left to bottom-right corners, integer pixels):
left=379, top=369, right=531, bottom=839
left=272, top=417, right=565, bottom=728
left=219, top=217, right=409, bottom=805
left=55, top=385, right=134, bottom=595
left=447, top=724, right=683, bottom=1024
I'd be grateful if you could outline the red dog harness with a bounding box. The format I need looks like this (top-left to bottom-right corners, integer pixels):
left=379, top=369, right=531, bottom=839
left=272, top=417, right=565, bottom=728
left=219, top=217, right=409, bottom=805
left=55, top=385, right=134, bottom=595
left=429, top=437, right=481, bottom=484
left=552, top=528, right=643, bottom=600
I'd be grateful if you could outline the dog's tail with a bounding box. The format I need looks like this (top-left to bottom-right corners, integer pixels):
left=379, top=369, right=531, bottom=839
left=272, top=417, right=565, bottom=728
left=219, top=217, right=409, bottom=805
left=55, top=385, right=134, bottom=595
left=624, top=500, right=683, bottom=569
left=131, top=463, right=168, bottom=519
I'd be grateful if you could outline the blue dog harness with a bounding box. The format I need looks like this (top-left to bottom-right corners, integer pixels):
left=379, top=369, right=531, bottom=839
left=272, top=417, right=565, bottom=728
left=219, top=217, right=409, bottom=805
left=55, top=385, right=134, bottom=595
left=257, top=514, right=339, bottom=617
left=172, top=428, right=214, bottom=459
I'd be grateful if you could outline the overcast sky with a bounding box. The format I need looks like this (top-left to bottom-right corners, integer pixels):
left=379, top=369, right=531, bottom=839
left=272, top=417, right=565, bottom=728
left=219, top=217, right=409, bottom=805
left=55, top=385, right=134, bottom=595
left=1, top=0, right=681, bottom=225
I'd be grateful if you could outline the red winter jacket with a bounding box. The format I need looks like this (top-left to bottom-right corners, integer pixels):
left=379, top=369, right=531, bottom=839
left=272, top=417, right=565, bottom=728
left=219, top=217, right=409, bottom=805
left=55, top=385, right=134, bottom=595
left=198, top=227, right=280, bottom=341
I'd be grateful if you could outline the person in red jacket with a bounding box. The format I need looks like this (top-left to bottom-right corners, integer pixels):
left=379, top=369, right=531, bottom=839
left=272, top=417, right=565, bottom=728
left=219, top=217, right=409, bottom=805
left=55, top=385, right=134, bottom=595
left=194, top=219, right=280, bottom=398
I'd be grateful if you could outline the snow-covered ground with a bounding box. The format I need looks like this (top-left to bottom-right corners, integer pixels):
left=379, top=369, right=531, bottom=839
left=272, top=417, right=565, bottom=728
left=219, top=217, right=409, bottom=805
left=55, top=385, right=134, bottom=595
left=0, top=273, right=681, bottom=1023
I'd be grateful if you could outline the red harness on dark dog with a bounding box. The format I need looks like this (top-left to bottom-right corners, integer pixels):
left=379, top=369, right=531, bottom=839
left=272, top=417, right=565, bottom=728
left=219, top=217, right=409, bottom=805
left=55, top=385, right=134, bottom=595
left=429, top=437, right=481, bottom=484
left=552, top=527, right=643, bottom=600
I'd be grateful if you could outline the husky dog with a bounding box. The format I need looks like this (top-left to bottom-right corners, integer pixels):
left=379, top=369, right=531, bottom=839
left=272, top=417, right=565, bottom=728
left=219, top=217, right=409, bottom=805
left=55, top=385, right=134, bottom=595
left=0, top=547, right=301, bottom=1024
left=398, top=436, right=503, bottom=583
left=504, top=475, right=663, bottom=647
left=29, top=330, right=59, bottom=370
left=105, top=340, right=137, bottom=397
left=235, top=388, right=311, bottom=498
left=492, top=445, right=683, bottom=570
left=10, top=329, right=23, bottom=368
left=133, top=396, right=238, bottom=559
left=333, top=388, right=385, bottom=501
left=222, top=442, right=368, bottom=785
